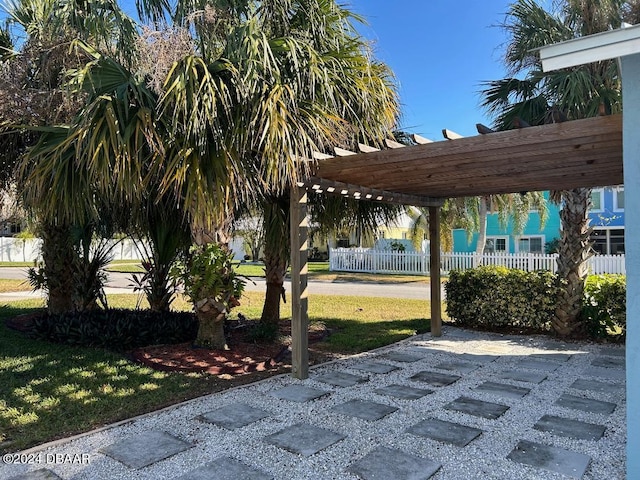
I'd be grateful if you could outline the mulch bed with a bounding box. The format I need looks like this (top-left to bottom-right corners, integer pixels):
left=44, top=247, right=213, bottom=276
left=6, top=312, right=332, bottom=376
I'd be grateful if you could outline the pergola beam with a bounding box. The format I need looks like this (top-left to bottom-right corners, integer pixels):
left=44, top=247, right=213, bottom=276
left=303, top=176, right=445, bottom=207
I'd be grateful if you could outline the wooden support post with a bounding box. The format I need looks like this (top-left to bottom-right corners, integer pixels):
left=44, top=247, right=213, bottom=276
left=429, top=206, right=442, bottom=337
left=290, top=185, right=309, bottom=379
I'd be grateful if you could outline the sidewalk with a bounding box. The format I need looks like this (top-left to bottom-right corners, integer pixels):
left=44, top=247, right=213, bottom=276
left=1, top=327, right=626, bottom=480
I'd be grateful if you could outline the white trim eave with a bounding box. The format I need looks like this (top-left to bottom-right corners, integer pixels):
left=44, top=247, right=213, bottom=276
left=540, top=23, right=640, bottom=72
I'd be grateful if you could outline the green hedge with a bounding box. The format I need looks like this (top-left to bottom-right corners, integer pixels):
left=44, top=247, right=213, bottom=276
left=581, top=274, right=626, bottom=341
left=31, top=309, right=198, bottom=350
left=445, top=266, right=557, bottom=331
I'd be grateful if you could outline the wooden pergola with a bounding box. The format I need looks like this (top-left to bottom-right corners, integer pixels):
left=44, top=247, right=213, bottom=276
left=288, top=113, right=623, bottom=379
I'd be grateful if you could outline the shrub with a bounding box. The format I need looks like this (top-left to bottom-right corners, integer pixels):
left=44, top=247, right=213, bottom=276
left=31, top=309, right=198, bottom=350
left=445, top=266, right=557, bottom=331
left=581, top=274, right=626, bottom=341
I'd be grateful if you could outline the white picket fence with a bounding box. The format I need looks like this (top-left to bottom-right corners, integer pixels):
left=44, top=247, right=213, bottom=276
left=0, top=237, right=146, bottom=263
left=329, top=248, right=626, bottom=275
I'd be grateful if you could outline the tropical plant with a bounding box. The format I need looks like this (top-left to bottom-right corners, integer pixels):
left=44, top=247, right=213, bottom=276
left=171, top=243, right=245, bottom=349
left=480, top=0, right=629, bottom=335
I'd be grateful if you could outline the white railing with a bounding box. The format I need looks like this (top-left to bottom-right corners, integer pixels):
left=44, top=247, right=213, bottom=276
left=329, top=248, right=626, bottom=275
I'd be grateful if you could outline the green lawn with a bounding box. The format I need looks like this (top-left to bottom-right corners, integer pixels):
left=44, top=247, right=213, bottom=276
left=0, top=292, right=440, bottom=453
left=0, top=279, right=31, bottom=293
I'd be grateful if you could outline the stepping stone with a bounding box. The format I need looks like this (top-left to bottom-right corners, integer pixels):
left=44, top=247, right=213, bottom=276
left=382, top=352, right=425, bottom=363
left=531, top=353, right=572, bottom=362
left=591, top=356, right=625, bottom=368
left=347, top=446, right=441, bottom=480
left=176, top=457, right=272, bottom=480
left=313, top=371, right=368, bottom=387
left=555, top=393, right=616, bottom=415
left=331, top=399, right=398, bottom=421
left=434, top=360, right=479, bottom=374
left=445, top=396, right=509, bottom=420
left=508, top=439, right=591, bottom=478
left=570, top=378, right=624, bottom=395
left=517, top=359, right=560, bottom=372
left=410, top=371, right=461, bottom=387
left=264, top=423, right=345, bottom=456
left=271, top=385, right=329, bottom=403
left=495, top=370, right=547, bottom=384
left=351, top=361, right=399, bottom=374
left=407, top=418, right=482, bottom=447
left=583, top=366, right=626, bottom=381
left=100, top=430, right=192, bottom=469
left=7, top=470, right=61, bottom=480
left=474, top=381, right=530, bottom=399
left=460, top=353, right=498, bottom=364
left=199, top=403, right=270, bottom=429
left=599, top=347, right=625, bottom=357
left=534, top=415, right=606, bottom=441
left=375, top=384, right=434, bottom=400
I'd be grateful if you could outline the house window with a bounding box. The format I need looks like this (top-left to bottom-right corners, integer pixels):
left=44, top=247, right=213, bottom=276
left=614, top=187, right=624, bottom=211
left=484, top=236, right=508, bottom=253
left=590, top=228, right=625, bottom=254
left=518, top=236, right=544, bottom=253
left=336, top=238, right=350, bottom=248
left=590, top=189, right=604, bottom=212
left=402, top=232, right=408, bottom=240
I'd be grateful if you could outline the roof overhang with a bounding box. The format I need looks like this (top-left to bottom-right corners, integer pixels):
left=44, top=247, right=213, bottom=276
left=539, top=23, right=640, bottom=71
left=313, top=114, right=622, bottom=200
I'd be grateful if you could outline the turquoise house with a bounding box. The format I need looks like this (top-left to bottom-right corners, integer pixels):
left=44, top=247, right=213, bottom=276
left=452, top=187, right=625, bottom=254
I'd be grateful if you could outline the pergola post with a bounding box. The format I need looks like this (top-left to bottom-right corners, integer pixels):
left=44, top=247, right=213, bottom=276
left=429, top=206, right=442, bottom=337
left=290, top=184, right=309, bottom=379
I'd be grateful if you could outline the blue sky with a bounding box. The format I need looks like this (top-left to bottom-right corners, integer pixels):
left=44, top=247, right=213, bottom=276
left=348, top=1, right=515, bottom=138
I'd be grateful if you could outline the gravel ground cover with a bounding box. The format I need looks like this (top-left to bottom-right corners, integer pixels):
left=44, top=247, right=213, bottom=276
left=1, top=326, right=626, bottom=480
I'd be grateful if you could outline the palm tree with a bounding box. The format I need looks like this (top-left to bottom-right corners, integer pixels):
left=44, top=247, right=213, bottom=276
left=481, top=0, right=627, bottom=335
left=407, top=192, right=548, bottom=255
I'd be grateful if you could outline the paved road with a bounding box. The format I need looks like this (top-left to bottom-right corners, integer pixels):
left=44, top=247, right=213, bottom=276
left=0, top=267, right=435, bottom=300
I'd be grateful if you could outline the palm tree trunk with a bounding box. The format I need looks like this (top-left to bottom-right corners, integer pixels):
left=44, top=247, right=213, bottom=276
left=260, top=194, right=290, bottom=326
left=194, top=299, right=228, bottom=349
left=553, top=188, right=592, bottom=336
left=40, top=222, right=74, bottom=314
left=474, top=196, right=489, bottom=267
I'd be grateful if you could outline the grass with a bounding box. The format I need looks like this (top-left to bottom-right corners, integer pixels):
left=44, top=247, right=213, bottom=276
left=0, top=279, right=31, bottom=293
left=0, top=291, right=443, bottom=452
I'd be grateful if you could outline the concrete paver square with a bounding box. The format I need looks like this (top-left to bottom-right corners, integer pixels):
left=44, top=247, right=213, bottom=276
left=410, top=371, right=461, bottom=387
left=313, top=371, right=368, bottom=387
left=599, top=347, right=625, bottom=357
left=176, top=457, right=272, bottom=480
left=591, top=356, right=625, bottom=368
left=434, top=361, right=479, bottom=374
left=382, top=352, right=425, bottom=363
left=7, top=470, right=61, bottom=480
left=516, top=359, right=560, bottom=372
left=555, top=394, right=617, bottom=414
left=99, top=430, right=192, bottom=469
left=495, top=370, right=547, bottom=384
left=271, top=385, right=330, bottom=402
left=570, top=378, right=624, bottom=394
left=583, top=366, right=626, bottom=381
left=350, top=361, right=399, bottom=374
left=508, top=439, right=591, bottom=478
left=474, top=381, right=530, bottom=399
left=407, top=418, right=482, bottom=447
left=460, top=353, right=498, bottom=364
left=199, top=403, right=270, bottom=429
left=374, top=384, right=434, bottom=400
left=534, top=415, right=606, bottom=441
left=331, top=399, right=398, bottom=421
left=264, top=423, right=345, bottom=457
left=347, top=446, right=441, bottom=480
left=445, top=396, right=509, bottom=420
left=531, top=353, right=572, bottom=362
